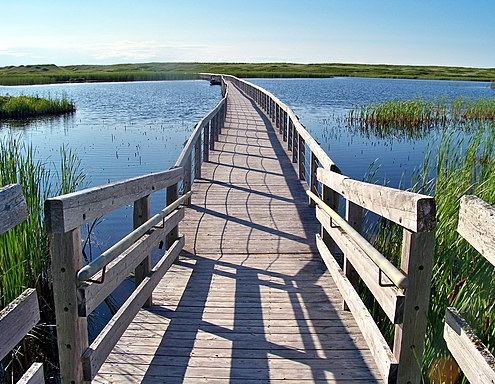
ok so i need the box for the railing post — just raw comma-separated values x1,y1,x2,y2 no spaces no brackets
298,136,305,180
292,131,299,163
342,201,362,310
166,183,179,249
287,114,292,150
195,131,202,179
183,154,192,205
308,152,318,207
50,228,88,383
204,121,210,161
214,115,219,142
134,195,152,307
393,230,435,383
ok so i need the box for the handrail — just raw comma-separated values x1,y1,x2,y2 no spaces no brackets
307,190,408,290
77,191,192,284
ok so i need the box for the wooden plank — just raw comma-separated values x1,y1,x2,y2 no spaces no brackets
317,167,436,233
0,184,28,235
16,362,44,384
79,208,184,316
45,167,183,233
457,195,495,267
0,288,39,360
316,235,397,383
444,307,495,384
317,207,404,323
83,236,184,380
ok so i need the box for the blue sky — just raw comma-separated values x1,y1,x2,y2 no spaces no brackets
1,0,494,68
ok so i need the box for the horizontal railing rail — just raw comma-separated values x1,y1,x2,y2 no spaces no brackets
443,195,495,383
0,184,44,383
217,74,436,384
45,77,229,383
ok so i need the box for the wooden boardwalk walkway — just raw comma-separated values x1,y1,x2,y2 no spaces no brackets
95,84,382,383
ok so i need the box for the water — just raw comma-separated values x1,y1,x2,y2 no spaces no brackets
251,77,494,187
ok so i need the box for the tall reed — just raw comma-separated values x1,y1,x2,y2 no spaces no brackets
369,123,495,382
0,136,85,382
349,97,495,139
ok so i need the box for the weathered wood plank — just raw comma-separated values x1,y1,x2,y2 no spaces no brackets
79,208,184,316
316,235,397,383
83,236,184,380
317,167,435,233
444,307,495,384
16,362,44,384
317,206,404,323
457,195,495,267
0,288,39,360
0,184,28,235
45,167,183,233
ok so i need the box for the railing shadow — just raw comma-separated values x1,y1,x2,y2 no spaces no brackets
137,85,379,383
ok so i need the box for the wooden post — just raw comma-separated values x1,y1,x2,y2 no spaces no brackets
308,152,318,207
393,230,435,383
292,131,298,163
204,122,210,161
298,135,305,180
321,184,339,254
209,120,215,150
195,132,202,179
183,154,192,205
287,117,293,151
133,195,152,307
50,229,88,383
213,115,219,142
166,183,179,250
343,201,363,310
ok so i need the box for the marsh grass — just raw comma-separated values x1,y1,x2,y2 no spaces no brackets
349,97,495,139
0,94,75,119
368,123,495,381
1,63,495,86
0,137,84,382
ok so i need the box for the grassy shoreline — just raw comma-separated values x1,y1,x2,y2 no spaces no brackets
0,63,494,86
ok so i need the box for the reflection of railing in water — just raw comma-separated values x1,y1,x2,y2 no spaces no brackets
46,74,437,383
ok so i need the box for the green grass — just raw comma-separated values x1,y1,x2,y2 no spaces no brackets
349,97,495,139
366,123,495,382
0,94,75,119
0,138,84,382
0,63,494,85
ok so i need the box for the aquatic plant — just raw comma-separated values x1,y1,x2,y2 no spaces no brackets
0,94,75,119
0,137,85,382
369,123,495,382
349,97,495,139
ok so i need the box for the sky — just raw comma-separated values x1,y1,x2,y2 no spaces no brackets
1,0,494,68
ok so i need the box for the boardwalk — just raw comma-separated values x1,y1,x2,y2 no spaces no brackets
95,83,382,383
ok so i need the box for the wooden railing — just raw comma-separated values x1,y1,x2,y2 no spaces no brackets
45,82,228,383
0,184,44,384
443,195,495,383
223,75,436,384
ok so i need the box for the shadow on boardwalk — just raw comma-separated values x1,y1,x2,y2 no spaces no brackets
97,85,381,383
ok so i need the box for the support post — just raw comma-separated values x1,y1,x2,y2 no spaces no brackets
393,230,435,383
50,229,88,383
299,136,305,180
342,201,363,310
133,195,152,307
204,121,210,161
166,183,179,250
195,132,202,179
308,152,318,207
183,154,192,205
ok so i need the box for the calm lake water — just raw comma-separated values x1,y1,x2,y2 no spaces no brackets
1,77,493,333
1,76,493,246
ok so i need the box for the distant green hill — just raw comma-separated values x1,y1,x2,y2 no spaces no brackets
0,62,494,86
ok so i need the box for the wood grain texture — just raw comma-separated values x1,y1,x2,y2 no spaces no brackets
0,183,28,235
95,80,382,383
457,195,495,267
444,307,495,384
0,288,39,360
